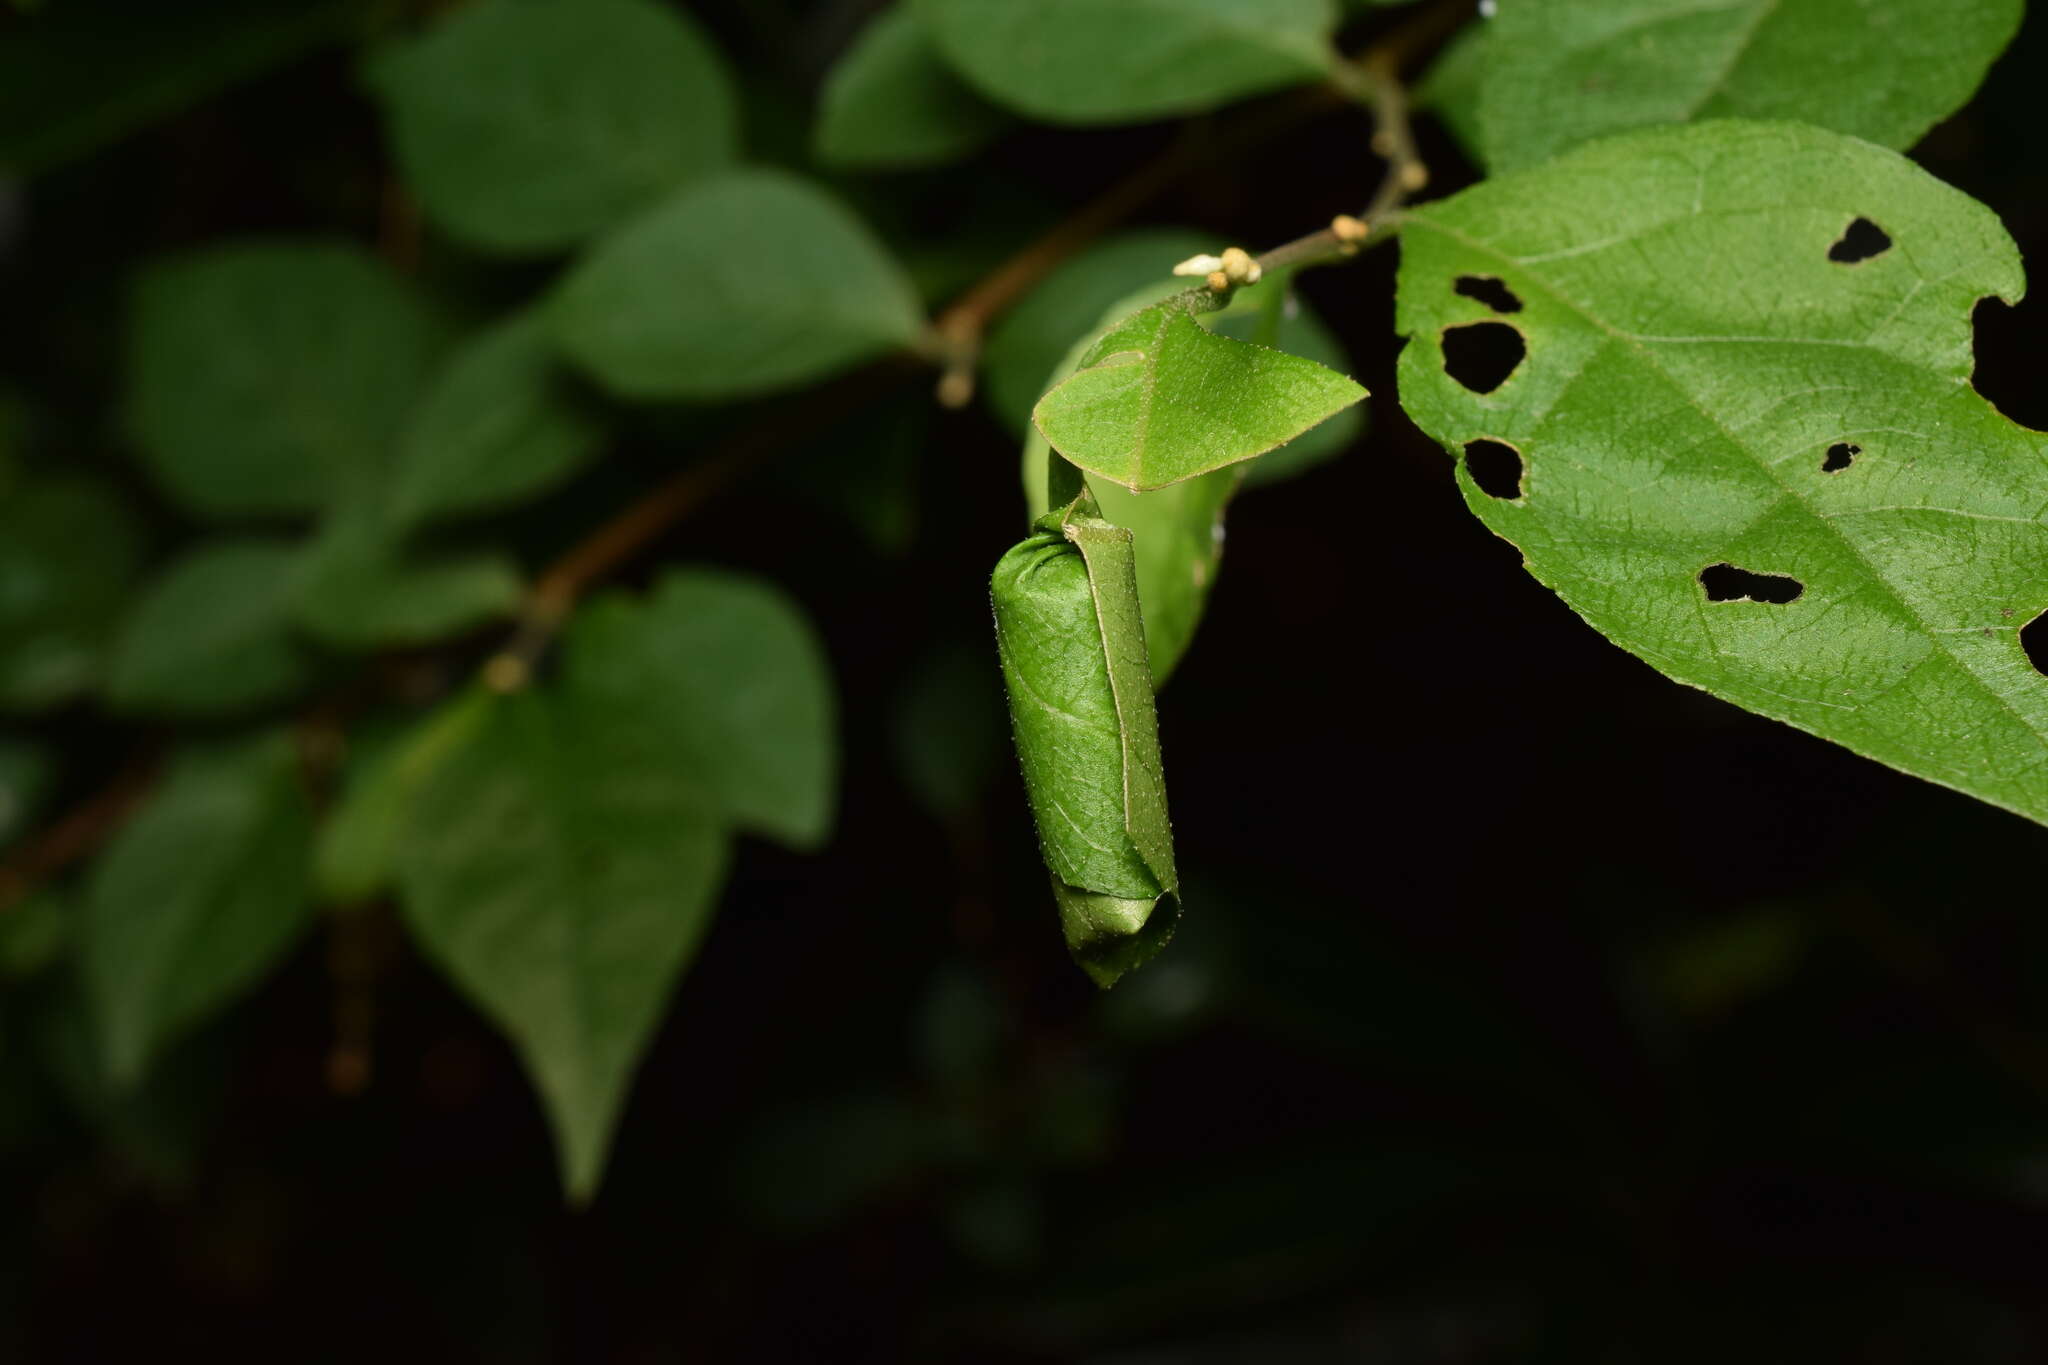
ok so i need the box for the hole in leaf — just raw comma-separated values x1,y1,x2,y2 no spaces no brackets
1828,218,1891,264
1700,563,1804,604
1441,322,1525,394
1454,275,1524,313
2023,612,2048,677
1464,439,1524,499
1822,442,1859,472
1972,297,2048,428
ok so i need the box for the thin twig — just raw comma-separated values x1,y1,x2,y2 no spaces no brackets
483,354,926,686
0,752,158,914
1238,14,1444,283
928,86,1350,407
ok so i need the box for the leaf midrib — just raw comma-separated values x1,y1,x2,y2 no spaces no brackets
1409,213,2048,753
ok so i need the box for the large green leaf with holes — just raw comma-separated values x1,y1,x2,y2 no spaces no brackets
1478,0,2022,174
1396,120,2048,827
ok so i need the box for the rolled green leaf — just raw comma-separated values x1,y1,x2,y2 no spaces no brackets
991,505,1178,987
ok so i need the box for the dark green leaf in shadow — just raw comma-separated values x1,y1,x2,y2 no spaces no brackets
1478,0,2023,174
0,475,144,712
81,735,315,1085
815,6,1008,171
30,968,235,1189
314,687,496,907
388,311,607,531
365,0,739,254
0,736,51,850
549,169,924,402
393,688,730,1200
107,539,315,717
561,569,838,850
125,242,447,520
914,0,1339,124
0,0,367,176
290,516,521,652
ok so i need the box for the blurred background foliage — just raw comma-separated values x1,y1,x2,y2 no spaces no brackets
4,0,2048,1360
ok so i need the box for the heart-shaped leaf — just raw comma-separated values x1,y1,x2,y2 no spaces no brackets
1032,297,1364,492
1395,120,2048,827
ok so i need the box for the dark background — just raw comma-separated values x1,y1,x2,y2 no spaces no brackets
9,1,2048,1360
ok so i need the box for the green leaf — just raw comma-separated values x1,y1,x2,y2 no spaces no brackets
1033,294,1364,491
550,169,925,402
31,966,234,1187
393,688,730,1199
914,0,1339,124
1478,0,2023,175
562,570,838,850
1414,18,1488,170
815,7,1008,170
0,475,144,711
1011,254,1362,493
1020,273,1361,680
0,889,68,981
82,735,314,1084
108,539,315,717
365,0,739,254
0,0,366,176
990,516,1178,986
0,736,52,847
1395,119,2048,828
291,517,521,651
315,688,495,906
984,229,1216,435
389,312,606,530
126,242,446,520
1207,276,1363,486
1090,471,1238,684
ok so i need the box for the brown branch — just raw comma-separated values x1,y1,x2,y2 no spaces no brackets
0,751,158,914
1241,5,1453,283
926,69,1387,407
482,353,927,687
